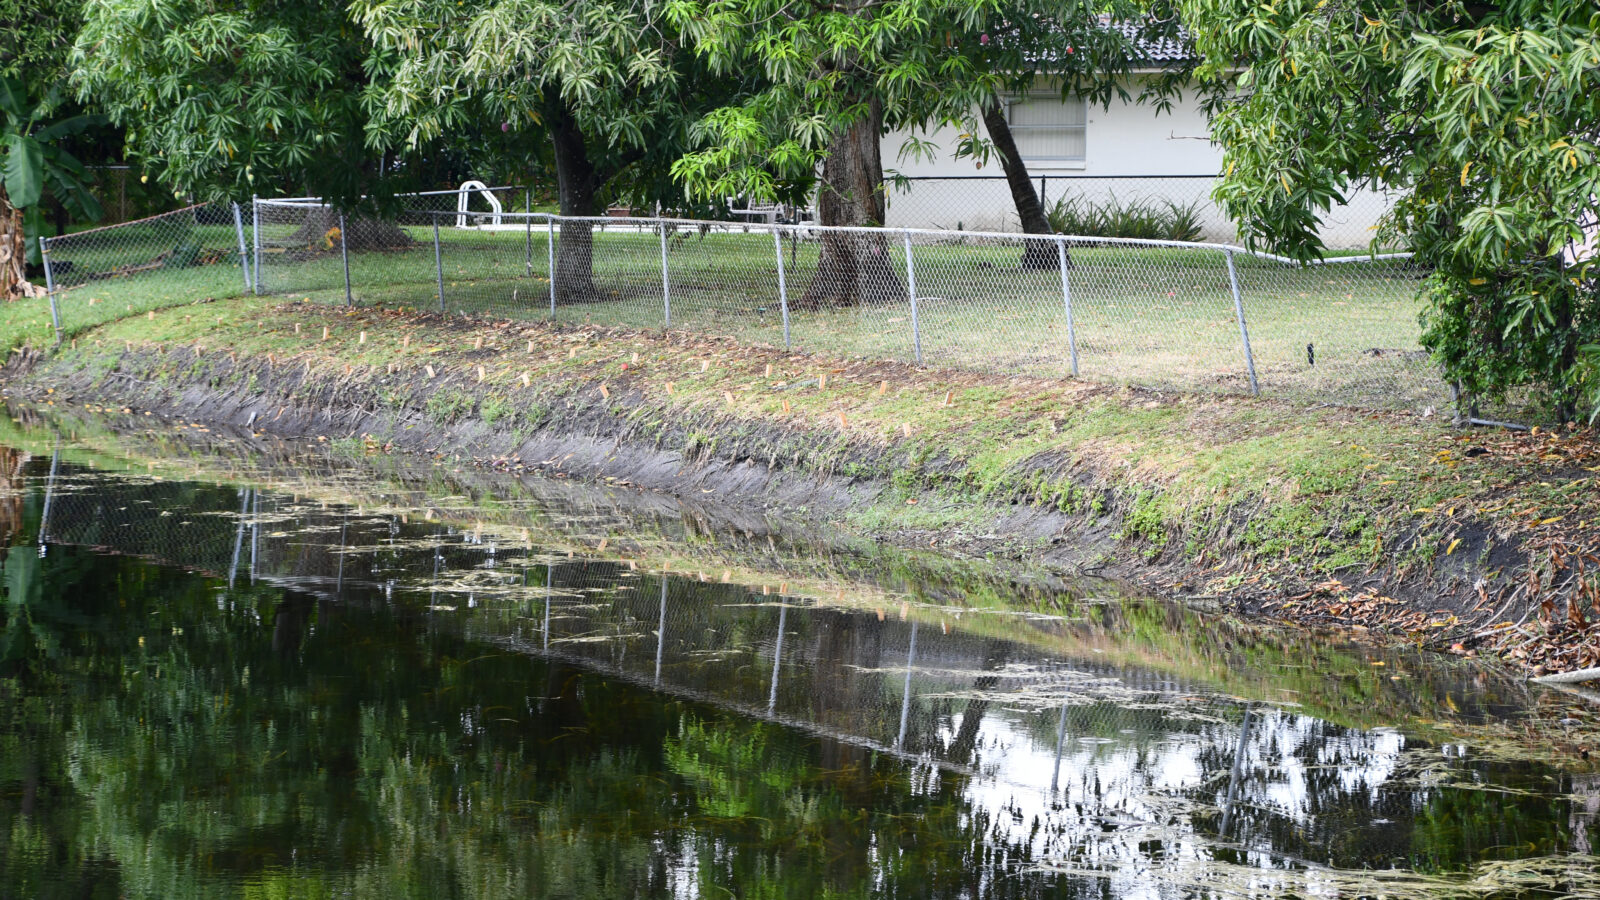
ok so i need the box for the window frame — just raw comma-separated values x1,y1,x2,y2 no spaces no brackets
1004,93,1088,164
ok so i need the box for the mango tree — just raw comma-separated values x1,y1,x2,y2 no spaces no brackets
662,0,1001,307
948,0,1193,267
72,0,441,250
1180,0,1600,421
353,0,760,302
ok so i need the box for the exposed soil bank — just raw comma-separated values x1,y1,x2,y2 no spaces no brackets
10,297,1600,676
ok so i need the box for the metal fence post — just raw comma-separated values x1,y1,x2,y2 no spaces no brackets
230,202,252,292
895,620,917,751
659,221,672,327
547,215,557,317
432,215,446,313
1219,707,1254,836
773,227,791,351
1056,237,1079,377
903,230,923,364
251,195,261,294
1225,250,1261,396
38,438,58,552
39,236,60,345
524,188,533,278
339,212,353,307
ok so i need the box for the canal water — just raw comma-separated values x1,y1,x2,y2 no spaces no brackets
2,411,1598,898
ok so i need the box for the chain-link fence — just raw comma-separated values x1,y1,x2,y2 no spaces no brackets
252,185,530,307
885,175,1403,251
338,208,1444,413
35,185,1466,418
37,202,252,342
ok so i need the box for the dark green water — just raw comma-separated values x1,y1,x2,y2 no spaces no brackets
3,424,1599,899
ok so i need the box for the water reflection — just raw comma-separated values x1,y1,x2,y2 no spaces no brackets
2,438,1598,899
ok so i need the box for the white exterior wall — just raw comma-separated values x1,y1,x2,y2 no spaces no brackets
881,77,1394,248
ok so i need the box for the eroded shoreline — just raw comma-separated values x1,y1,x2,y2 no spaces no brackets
9,296,1600,677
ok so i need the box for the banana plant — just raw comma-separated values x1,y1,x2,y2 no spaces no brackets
0,75,104,296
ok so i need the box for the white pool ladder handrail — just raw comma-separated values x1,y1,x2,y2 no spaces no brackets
455,180,503,228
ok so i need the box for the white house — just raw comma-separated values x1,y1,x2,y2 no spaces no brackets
882,76,1396,249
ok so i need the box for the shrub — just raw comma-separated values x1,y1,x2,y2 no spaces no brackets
1044,194,1204,242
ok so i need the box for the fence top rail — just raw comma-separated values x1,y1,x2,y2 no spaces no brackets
414,208,1415,264
43,202,215,245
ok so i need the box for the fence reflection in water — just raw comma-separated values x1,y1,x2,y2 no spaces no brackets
27,456,1586,883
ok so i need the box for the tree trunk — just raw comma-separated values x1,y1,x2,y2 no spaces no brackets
981,100,1060,270
547,93,603,304
1,184,31,299
802,96,906,309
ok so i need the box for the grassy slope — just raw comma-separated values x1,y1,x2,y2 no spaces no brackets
29,296,1600,676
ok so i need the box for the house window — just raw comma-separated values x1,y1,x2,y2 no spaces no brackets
1007,95,1086,162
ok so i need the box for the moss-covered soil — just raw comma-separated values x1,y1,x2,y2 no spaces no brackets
9,295,1600,677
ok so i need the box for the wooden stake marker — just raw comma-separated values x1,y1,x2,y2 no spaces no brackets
764,363,773,378
665,381,675,395
781,399,790,414
700,360,710,373
322,326,330,341
568,348,577,359
837,411,848,429
723,391,735,406
521,371,531,387
425,365,436,378
632,352,639,364
473,335,483,349
878,380,888,396
817,373,827,390
942,391,953,407
477,365,486,382
402,334,410,350
527,340,534,353
294,323,301,334
359,331,367,344
599,383,611,400
901,423,913,438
